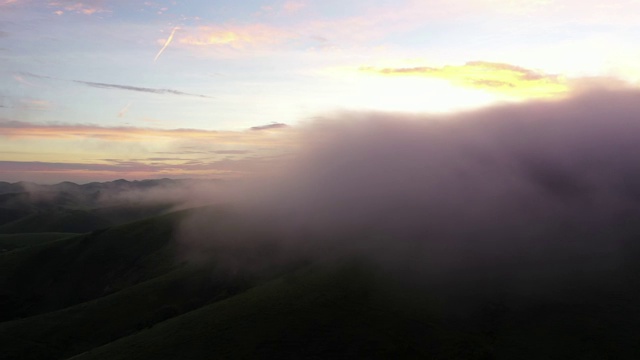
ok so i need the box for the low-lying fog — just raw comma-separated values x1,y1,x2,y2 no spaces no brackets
94,87,640,301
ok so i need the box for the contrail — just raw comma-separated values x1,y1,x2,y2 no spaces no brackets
117,102,132,118
154,26,179,63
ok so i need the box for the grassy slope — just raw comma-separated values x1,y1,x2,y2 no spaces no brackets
89,203,175,226
0,233,78,252
0,207,32,226
0,193,175,234
0,209,112,234
0,264,253,360
0,210,189,321
0,204,638,359
70,262,492,360
0,205,305,360
70,260,640,360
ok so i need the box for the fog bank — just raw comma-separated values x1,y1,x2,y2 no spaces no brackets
178,88,640,298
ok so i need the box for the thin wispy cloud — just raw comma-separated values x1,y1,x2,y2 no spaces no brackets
117,102,132,118
0,120,292,145
73,80,213,99
14,99,52,110
211,150,252,155
0,154,281,182
13,74,39,87
153,149,253,156
282,1,306,13
48,1,108,15
17,72,53,81
251,122,288,131
18,72,213,99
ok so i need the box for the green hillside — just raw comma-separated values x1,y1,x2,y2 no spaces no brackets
0,209,112,234
0,265,252,360
68,259,640,360
0,191,86,212
0,203,638,359
0,233,78,252
0,205,302,360
0,210,189,321
67,263,451,360
89,203,176,226
0,201,175,235
0,207,33,226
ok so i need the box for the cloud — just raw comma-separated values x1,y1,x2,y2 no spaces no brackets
73,80,213,99
0,155,280,183
175,0,639,56
175,3,417,54
117,102,132,118
47,1,108,15
153,149,252,156
12,74,38,87
5,98,53,111
0,121,293,181
179,24,294,49
362,61,569,98
17,72,53,81
211,150,252,155
282,1,306,13
250,122,288,131
17,72,213,99
0,120,291,144
176,87,640,304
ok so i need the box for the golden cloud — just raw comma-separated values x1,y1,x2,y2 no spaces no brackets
179,25,292,49
362,61,569,98
47,1,106,15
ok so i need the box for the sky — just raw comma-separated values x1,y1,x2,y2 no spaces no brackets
0,0,639,183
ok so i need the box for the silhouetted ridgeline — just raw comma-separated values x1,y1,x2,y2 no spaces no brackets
0,178,220,234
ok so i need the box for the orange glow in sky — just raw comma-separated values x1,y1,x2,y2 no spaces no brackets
0,0,638,182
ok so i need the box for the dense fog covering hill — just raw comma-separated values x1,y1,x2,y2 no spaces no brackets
1,202,638,360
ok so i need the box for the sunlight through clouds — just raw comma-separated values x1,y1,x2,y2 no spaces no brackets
1,0,639,181
361,61,569,99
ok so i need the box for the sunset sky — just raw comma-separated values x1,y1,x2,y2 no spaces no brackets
1,0,639,183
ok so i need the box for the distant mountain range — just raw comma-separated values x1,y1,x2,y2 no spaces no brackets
0,178,218,234
0,178,217,196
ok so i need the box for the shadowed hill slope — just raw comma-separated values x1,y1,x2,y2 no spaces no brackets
0,205,300,360
0,203,638,359
68,259,640,360
0,209,112,234
70,263,476,360
0,265,252,360
0,210,192,321
0,233,78,252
